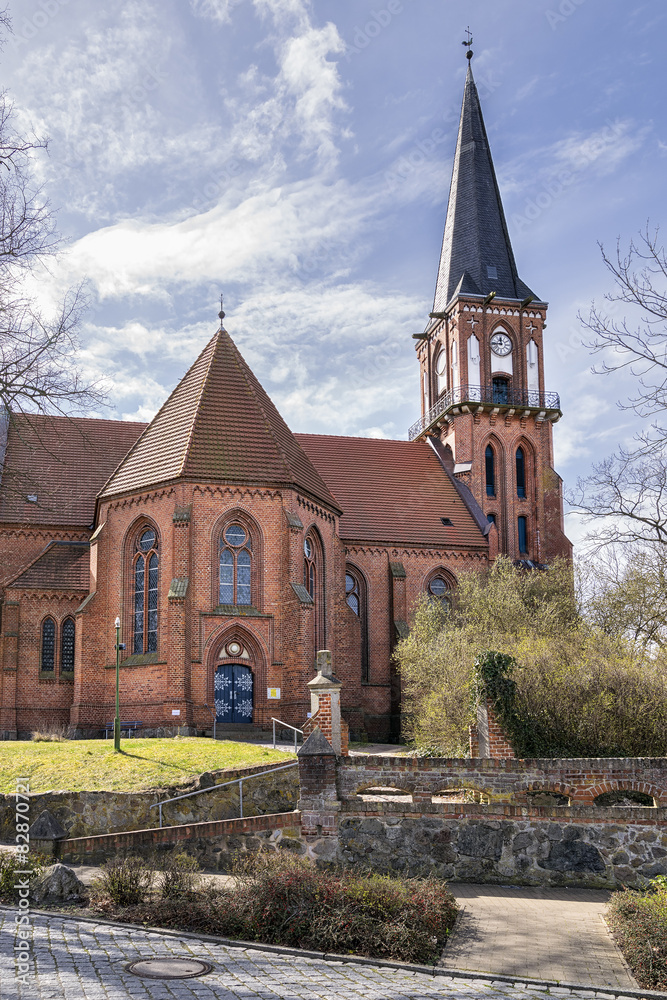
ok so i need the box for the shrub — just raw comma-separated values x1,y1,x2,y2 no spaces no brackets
396,557,667,757
607,882,667,990
92,856,153,907
92,852,458,964
0,849,46,902
157,850,201,899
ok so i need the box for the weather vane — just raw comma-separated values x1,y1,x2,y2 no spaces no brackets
462,26,473,60
218,293,225,328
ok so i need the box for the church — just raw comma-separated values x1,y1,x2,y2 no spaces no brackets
0,57,571,742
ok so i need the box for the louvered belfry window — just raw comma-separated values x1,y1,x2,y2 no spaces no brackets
133,528,159,654
219,524,252,605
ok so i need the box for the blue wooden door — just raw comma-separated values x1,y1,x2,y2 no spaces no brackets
214,664,253,723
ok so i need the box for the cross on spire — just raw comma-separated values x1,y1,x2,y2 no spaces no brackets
462,26,473,60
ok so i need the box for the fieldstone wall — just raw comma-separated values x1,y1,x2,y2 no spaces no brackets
0,763,299,840
333,802,667,888
296,737,667,888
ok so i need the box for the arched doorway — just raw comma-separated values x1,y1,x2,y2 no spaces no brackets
214,663,253,723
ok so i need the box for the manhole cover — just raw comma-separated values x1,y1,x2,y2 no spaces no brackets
125,958,213,980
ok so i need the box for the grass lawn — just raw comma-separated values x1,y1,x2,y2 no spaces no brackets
0,738,295,793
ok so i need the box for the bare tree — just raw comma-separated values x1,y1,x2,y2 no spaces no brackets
581,224,667,434
0,19,104,419
569,447,667,550
568,225,667,549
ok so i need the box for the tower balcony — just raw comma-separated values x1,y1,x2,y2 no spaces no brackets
408,384,562,441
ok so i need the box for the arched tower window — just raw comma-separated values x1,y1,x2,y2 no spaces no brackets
516,447,526,498
61,617,75,674
346,566,369,683
219,523,253,606
41,617,56,672
485,445,495,497
132,527,159,655
435,348,447,396
304,529,325,652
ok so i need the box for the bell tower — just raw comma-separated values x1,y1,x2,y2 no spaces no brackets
409,43,571,564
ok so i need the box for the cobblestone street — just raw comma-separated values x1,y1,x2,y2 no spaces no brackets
0,911,648,1000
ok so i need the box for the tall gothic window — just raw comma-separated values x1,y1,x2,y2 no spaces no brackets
304,530,325,652
516,447,526,498
346,566,369,683
133,527,159,655
41,618,56,672
518,516,528,555
485,445,495,497
219,523,252,605
61,617,75,673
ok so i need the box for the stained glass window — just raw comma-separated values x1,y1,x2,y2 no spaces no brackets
219,524,252,605
41,618,55,672
133,527,159,655
61,617,75,673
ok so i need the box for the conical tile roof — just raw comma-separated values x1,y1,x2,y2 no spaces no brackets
100,327,339,510
433,61,537,311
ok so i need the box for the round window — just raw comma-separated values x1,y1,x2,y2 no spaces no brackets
138,528,156,551
304,538,312,558
435,350,447,376
429,577,447,596
227,641,242,656
224,524,247,547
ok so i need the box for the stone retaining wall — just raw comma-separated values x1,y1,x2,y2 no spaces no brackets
0,762,299,840
298,739,667,888
332,801,667,888
58,811,304,869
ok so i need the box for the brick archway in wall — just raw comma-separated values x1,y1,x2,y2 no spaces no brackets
205,626,268,726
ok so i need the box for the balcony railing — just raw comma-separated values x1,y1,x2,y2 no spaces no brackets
408,384,561,441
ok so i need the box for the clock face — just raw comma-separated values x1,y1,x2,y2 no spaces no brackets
491,332,512,357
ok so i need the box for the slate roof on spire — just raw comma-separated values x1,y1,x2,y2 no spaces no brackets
100,328,340,511
432,62,537,311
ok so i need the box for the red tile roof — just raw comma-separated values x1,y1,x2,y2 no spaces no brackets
101,329,340,511
8,541,90,590
295,433,487,548
0,414,145,527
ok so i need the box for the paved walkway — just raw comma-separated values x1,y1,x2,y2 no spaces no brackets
57,871,639,991
0,910,647,1000
443,885,637,990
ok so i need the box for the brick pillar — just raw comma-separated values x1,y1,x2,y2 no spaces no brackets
476,697,515,758
297,727,340,838
0,600,19,738
305,651,349,755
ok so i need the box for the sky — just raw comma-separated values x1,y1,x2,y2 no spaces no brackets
3,0,666,548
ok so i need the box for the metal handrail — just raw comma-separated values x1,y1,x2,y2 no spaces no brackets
408,383,561,440
149,761,299,828
272,717,304,753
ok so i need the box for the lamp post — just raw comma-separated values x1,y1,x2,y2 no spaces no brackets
114,616,121,752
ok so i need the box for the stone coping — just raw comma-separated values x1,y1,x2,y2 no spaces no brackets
341,800,667,822
1,906,663,999
339,755,667,768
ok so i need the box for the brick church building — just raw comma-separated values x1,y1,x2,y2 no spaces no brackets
0,58,571,741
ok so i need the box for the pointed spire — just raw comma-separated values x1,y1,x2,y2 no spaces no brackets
432,57,537,312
